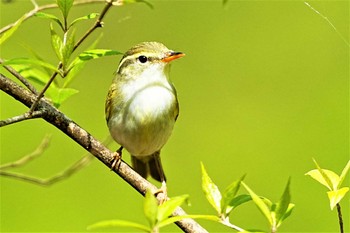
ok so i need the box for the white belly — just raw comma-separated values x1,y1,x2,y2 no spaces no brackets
109,85,177,156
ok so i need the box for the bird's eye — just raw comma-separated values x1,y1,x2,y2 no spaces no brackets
138,55,148,63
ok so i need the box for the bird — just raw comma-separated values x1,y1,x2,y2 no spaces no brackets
105,41,184,197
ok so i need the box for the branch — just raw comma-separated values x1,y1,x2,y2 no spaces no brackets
0,110,45,127
0,154,94,186
0,73,208,233
0,134,51,170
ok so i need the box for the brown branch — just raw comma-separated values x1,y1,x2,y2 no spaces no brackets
0,110,45,127
0,73,208,233
0,135,51,169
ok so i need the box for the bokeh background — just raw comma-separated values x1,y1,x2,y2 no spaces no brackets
0,0,349,232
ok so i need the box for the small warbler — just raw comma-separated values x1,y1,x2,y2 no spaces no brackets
105,42,185,194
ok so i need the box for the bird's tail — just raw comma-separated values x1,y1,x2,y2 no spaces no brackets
131,151,166,182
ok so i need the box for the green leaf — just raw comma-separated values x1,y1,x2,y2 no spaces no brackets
338,160,350,188
278,203,295,226
68,49,122,71
46,86,78,108
327,187,349,210
22,44,55,79
70,13,99,27
144,190,158,228
0,15,25,45
201,162,222,213
306,169,340,191
157,195,189,222
57,0,74,20
63,34,104,88
34,12,63,30
221,175,245,216
275,178,291,226
122,0,154,9
87,219,150,232
242,182,273,226
50,24,63,61
228,194,252,209
314,158,338,190
61,30,75,68
2,58,61,76
16,65,53,87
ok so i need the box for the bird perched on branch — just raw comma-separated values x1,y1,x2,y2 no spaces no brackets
105,42,185,197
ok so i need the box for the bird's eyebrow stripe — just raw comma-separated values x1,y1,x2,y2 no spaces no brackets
117,52,161,73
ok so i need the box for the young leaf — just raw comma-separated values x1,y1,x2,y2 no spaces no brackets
61,30,75,68
63,34,104,88
275,178,291,226
0,15,25,45
87,219,150,232
242,182,273,226
144,190,158,228
221,175,245,217
16,65,53,87
313,158,337,190
327,187,349,210
69,13,99,27
157,195,189,222
50,24,63,62
57,0,74,21
305,169,340,191
228,194,252,210
278,203,295,225
34,12,63,30
67,49,122,72
201,162,222,213
338,160,350,189
46,86,78,108
2,58,61,76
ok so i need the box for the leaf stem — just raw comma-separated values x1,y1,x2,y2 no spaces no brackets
336,203,344,233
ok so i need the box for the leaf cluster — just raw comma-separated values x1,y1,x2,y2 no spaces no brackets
306,159,350,210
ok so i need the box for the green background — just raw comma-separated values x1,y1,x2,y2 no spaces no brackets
0,0,349,232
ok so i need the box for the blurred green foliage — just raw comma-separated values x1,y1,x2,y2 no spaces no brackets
0,0,349,232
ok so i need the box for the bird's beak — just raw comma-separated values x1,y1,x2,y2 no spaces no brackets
162,51,185,63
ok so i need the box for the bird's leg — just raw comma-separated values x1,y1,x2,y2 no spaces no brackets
153,153,168,203
155,181,168,204
110,146,123,170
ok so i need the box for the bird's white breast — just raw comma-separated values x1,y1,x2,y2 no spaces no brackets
109,65,178,156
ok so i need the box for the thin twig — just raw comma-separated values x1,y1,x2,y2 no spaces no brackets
0,73,208,233
0,110,45,127
0,58,38,95
0,154,94,186
304,2,350,47
29,0,114,113
0,135,51,170
29,64,61,112
0,0,105,35
336,203,344,233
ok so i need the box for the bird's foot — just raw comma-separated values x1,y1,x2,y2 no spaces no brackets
154,181,168,204
110,147,123,170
